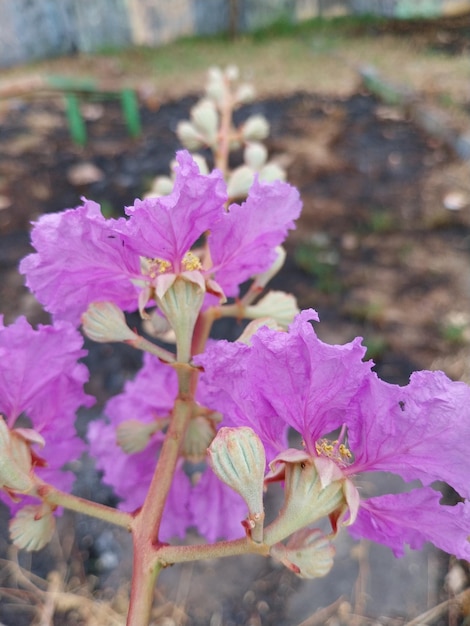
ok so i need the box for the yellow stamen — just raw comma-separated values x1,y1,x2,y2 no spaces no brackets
315,439,352,464
182,251,202,272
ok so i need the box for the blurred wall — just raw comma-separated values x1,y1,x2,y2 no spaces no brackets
0,0,469,68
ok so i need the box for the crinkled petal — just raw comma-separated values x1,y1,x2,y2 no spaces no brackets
209,177,302,297
125,151,227,270
20,200,142,324
349,487,470,560
199,310,371,459
189,466,247,542
0,318,92,507
197,339,288,461
0,317,92,425
346,371,470,499
105,352,178,427
249,310,370,453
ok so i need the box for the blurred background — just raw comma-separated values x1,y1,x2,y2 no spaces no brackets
1,1,470,625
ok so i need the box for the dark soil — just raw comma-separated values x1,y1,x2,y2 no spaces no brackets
1,85,470,624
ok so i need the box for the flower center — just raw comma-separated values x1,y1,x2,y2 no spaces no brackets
182,251,202,272
142,251,202,278
315,438,352,466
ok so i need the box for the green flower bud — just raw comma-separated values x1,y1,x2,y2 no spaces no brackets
0,419,35,495
176,121,204,150
81,302,138,344
208,427,266,542
244,142,267,170
10,504,56,551
242,115,270,142
270,528,335,579
245,291,299,329
191,99,219,147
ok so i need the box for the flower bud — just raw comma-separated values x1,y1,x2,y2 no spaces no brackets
259,162,286,183
226,165,254,200
191,154,209,175
205,67,225,104
176,121,204,150
270,528,335,579
252,246,286,290
144,176,174,198
156,275,206,363
142,310,174,340
208,427,266,542
244,142,267,170
242,115,270,141
9,504,56,551
82,302,138,344
116,419,163,454
225,65,239,82
234,83,256,105
191,99,218,147
236,318,283,345
0,419,35,495
245,291,299,329
182,416,216,462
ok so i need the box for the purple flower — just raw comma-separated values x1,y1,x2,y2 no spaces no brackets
20,200,142,325
87,352,246,541
21,151,301,325
0,316,93,505
197,310,470,559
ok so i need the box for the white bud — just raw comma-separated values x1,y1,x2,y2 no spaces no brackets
82,302,138,343
242,115,270,141
259,162,286,183
225,65,239,82
206,67,225,104
245,291,299,329
244,142,267,170
208,427,266,542
191,99,219,147
191,153,209,175
144,176,174,198
270,528,335,579
9,504,56,551
176,121,204,150
226,165,254,200
234,83,256,105
237,318,283,345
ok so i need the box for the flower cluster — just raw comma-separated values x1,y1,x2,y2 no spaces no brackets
20,150,301,327
7,143,470,579
198,310,470,560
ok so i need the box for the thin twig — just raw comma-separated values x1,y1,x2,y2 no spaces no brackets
405,587,470,626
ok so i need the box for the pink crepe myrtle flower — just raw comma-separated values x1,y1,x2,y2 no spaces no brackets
0,316,93,507
20,151,301,325
87,352,246,542
197,309,470,560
